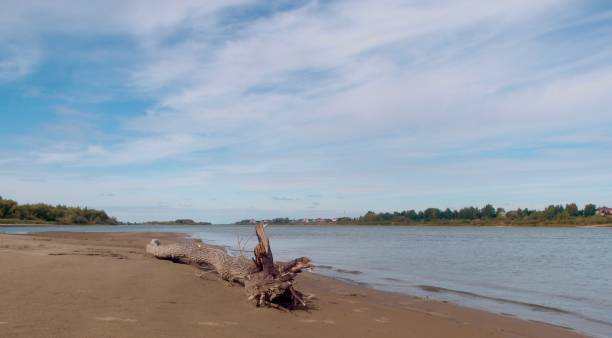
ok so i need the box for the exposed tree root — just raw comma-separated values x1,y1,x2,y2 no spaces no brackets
147,224,313,309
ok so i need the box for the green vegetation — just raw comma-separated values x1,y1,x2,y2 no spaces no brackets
0,196,118,225
235,218,293,225
237,203,611,226
340,203,611,226
141,219,211,225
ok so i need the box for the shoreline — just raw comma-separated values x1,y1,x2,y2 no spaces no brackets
0,231,587,338
0,223,120,227
2,223,611,228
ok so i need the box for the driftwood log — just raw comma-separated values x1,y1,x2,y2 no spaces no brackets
146,223,313,309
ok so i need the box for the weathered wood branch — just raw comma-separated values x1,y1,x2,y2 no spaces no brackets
146,224,313,309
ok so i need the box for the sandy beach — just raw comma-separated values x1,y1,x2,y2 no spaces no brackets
0,232,586,338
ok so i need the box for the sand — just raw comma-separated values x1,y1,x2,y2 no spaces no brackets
0,232,586,338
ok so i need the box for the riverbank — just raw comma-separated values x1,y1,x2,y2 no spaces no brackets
4,221,610,228
0,232,585,338
0,223,118,227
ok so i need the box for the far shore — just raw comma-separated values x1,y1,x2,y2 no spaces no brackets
0,231,586,338
265,222,612,227
0,223,119,227
2,222,611,228
577,224,612,228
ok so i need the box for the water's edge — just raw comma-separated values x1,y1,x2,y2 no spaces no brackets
1,224,610,338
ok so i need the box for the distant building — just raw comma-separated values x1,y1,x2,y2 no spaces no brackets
597,207,612,216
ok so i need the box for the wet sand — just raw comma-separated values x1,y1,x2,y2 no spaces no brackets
0,232,586,338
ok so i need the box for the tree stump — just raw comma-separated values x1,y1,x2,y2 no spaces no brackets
146,224,313,309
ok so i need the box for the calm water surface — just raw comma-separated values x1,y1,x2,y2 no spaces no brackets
2,225,610,337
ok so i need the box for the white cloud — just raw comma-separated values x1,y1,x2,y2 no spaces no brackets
0,40,40,82
0,0,249,37
0,0,249,81
36,133,220,166
123,0,599,142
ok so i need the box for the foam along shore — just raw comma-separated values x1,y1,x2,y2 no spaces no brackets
0,232,586,338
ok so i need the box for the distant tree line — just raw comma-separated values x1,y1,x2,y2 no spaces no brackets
270,218,292,224
141,219,211,225
236,203,610,226
235,218,291,225
338,203,609,226
0,196,118,225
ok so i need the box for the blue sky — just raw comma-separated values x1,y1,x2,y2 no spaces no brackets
1,0,611,223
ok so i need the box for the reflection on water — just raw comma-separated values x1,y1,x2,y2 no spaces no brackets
2,224,611,337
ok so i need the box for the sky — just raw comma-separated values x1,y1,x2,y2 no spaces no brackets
1,0,611,223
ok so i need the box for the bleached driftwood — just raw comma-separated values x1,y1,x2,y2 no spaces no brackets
146,223,312,309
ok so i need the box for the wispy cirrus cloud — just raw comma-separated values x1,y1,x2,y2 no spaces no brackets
0,39,40,82
1,1,611,222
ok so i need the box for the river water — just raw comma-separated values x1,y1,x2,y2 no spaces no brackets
1,224,610,337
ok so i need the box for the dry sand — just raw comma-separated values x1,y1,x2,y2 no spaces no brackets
0,232,586,338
